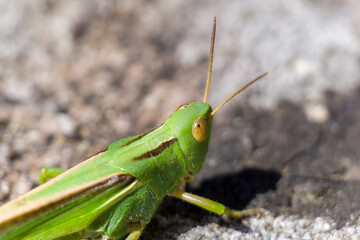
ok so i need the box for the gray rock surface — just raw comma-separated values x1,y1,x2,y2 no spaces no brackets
0,1,360,239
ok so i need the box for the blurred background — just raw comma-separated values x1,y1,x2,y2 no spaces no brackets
0,1,360,239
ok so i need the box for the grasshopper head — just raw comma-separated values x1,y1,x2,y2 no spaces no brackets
165,102,213,174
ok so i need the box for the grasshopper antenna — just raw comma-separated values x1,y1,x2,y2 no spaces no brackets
203,16,216,103
211,72,268,116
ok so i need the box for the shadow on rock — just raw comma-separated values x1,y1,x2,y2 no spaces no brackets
188,167,282,210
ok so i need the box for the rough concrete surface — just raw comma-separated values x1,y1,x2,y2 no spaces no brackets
0,1,360,239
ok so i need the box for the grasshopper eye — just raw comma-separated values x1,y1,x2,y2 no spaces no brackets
192,117,207,142
174,104,188,112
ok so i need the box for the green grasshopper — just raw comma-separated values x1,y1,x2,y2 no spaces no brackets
0,17,267,240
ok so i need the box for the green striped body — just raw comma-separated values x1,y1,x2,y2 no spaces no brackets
108,123,187,199
0,102,213,239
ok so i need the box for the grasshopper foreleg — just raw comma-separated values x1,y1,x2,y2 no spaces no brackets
169,186,265,219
